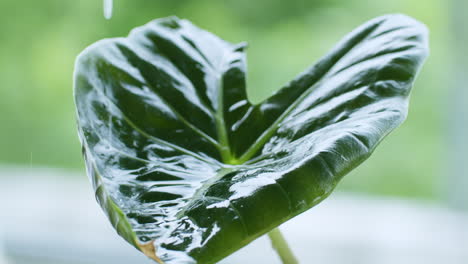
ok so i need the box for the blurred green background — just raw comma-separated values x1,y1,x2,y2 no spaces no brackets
0,0,457,201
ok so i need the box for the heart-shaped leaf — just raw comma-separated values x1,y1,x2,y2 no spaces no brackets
74,14,428,264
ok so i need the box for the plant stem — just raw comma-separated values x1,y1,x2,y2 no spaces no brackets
268,228,299,264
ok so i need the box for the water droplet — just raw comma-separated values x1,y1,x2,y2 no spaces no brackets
103,0,113,20
139,236,151,242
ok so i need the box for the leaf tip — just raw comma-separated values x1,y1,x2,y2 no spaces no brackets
137,239,165,264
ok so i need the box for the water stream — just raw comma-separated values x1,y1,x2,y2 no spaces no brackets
104,0,113,19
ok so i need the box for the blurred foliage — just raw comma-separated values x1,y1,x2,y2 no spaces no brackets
0,0,451,200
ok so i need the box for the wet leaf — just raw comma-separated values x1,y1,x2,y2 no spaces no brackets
74,14,428,264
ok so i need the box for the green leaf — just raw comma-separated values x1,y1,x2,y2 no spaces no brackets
74,14,428,264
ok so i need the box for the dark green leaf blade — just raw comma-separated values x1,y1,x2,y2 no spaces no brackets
74,14,428,264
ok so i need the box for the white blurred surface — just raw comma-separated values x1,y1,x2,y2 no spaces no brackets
0,235,8,264
1,167,468,264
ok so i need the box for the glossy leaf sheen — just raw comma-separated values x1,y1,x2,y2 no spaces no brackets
74,14,428,264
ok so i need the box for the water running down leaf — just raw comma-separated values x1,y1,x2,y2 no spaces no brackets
74,14,428,264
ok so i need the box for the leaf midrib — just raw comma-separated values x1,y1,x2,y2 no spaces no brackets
204,48,236,164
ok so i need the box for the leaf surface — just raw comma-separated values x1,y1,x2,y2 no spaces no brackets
74,14,428,264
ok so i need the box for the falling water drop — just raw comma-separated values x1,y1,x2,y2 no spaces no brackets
104,0,113,20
